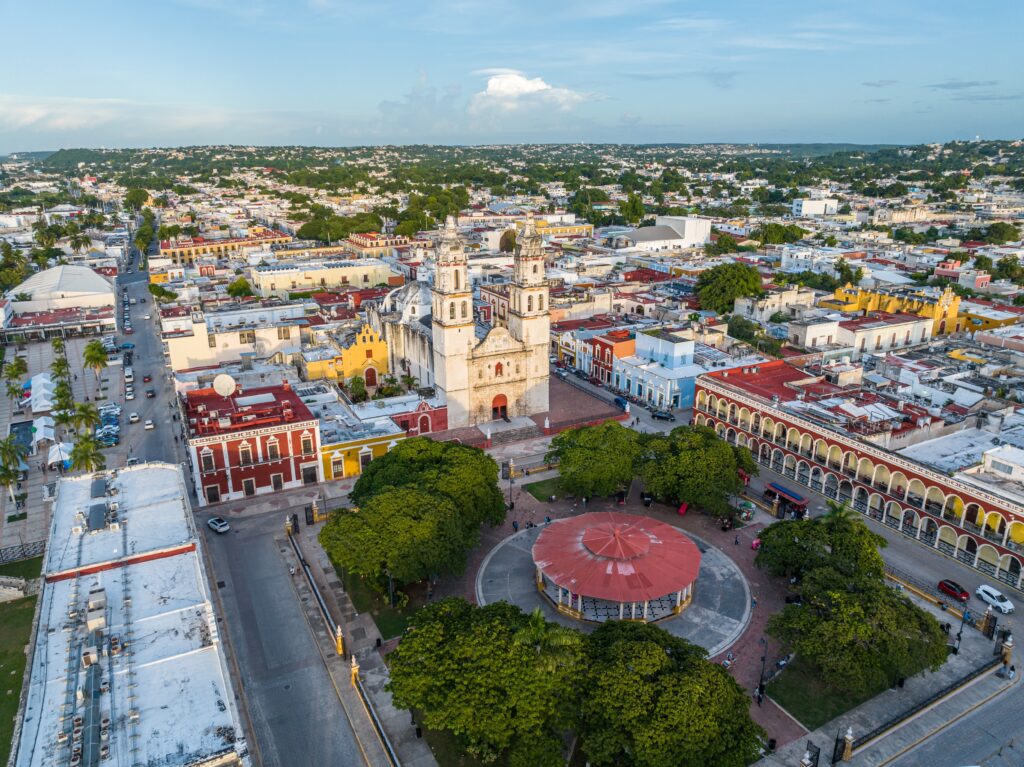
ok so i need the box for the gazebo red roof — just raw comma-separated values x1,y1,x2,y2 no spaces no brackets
532,512,701,603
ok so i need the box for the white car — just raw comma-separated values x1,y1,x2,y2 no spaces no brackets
128,412,140,424
125,390,135,401
143,419,154,430
207,517,230,534
143,314,151,320
976,584,1014,614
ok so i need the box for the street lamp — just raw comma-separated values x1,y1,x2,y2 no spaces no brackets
954,608,971,655
507,458,515,511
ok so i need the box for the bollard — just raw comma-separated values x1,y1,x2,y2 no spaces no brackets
350,655,360,687
335,625,345,658
842,727,853,761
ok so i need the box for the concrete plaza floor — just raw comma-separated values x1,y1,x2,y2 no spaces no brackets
476,520,751,657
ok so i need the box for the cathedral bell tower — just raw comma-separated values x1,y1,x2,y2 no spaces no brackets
431,216,473,423
508,213,549,348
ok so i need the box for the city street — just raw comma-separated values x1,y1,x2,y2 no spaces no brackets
201,508,365,767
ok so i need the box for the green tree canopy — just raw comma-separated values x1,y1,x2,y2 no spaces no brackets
546,421,640,498
499,229,517,252
123,188,149,210
226,276,254,298
753,222,807,245
636,425,756,517
695,263,763,314
579,622,765,767
386,599,581,765
984,221,1019,245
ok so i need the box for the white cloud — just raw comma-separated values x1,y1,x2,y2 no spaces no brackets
469,71,587,114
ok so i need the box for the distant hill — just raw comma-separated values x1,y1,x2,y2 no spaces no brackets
1,150,55,161
755,143,902,157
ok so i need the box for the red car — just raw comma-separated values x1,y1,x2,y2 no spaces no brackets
143,375,152,383
938,579,969,602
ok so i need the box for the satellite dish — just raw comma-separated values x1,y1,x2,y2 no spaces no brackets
212,374,237,398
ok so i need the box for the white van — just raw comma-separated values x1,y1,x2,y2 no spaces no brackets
124,367,135,384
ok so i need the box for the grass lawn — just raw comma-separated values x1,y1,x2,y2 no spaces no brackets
524,476,564,502
421,723,502,767
0,557,42,580
766,656,887,730
334,564,427,640
0,596,37,764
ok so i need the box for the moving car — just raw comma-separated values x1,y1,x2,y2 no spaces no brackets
145,389,156,398
651,410,676,421
142,375,152,383
120,342,135,350
938,579,969,602
976,584,1014,613
207,517,230,534
128,412,140,424
143,419,154,430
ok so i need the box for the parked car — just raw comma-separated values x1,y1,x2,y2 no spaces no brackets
144,420,154,430
120,342,135,349
588,376,604,387
207,517,230,534
125,390,135,400
938,579,969,602
614,396,628,410
554,369,569,380
126,457,141,466
128,413,140,424
651,410,677,421
977,584,1015,613
124,327,134,335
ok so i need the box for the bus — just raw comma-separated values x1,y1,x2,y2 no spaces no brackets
762,483,808,519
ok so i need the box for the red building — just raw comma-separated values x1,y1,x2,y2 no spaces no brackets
184,382,322,506
695,362,1024,589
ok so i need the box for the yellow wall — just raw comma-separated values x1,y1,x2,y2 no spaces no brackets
958,310,1018,332
321,434,403,480
305,324,389,382
149,272,169,284
820,285,964,335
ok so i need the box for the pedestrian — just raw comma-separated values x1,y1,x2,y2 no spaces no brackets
751,596,757,609
734,534,740,545
512,520,519,532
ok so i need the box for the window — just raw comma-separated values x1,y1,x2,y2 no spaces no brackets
239,444,253,466
533,264,538,274
277,327,291,340
527,296,534,312
201,451,215,473
991,460,1014,475
208,334,217,348
538,295,544,310
454,271,460,290
301,435,314,455
449,303,456,320
239,330,255,344
461,301,468,318
205,486,220,503
875,337,882,349
331,457,345,477
362,274,369,283
271,473,284,491
495,362,504,377
266,440,280,460
366,349,373,358
242,478,256,497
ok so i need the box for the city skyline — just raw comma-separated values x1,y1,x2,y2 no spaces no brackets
1,0,1022,153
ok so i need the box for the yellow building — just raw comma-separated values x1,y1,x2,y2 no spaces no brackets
159,227,292,264
515,219,594,239
301,324,389,385
957,302,1021,332
320,429,404,480
819,284,964,335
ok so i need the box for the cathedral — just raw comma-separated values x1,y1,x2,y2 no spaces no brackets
369,215,550,428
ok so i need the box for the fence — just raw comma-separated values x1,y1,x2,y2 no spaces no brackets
851,657,1001,751
883,563,983,630
0,540,45,565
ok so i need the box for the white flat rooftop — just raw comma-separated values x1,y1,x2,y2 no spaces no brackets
45,465,195,577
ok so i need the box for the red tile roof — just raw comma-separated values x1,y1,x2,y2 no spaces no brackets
185,383,315,438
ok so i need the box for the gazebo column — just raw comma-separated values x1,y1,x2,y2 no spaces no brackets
618,602,624,620
577,593,583,613
676,590,682,607
557,586,563,605
642,601,649,621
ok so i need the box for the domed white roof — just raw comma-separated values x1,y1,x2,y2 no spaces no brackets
10,265,113,300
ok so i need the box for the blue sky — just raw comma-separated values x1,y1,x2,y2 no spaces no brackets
0,0,1021,151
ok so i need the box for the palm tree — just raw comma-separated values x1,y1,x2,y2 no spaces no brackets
51,337,65,357
70,233,91,255
53,409,75,441
822,500,857,535
82,340,108,398
6,380,23,411
511,607,581,672
0,434,28,502
73,403,100,435
70,435,105,473
3,356,27,383
50,357,71,383
400,374,419,391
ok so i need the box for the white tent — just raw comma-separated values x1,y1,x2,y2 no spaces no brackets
29,373,55,414
48,442,72,467
31,416,55,445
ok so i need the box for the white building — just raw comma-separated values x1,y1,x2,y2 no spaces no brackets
13,464,248,767
251,258,397,298
734,286,818,324
792,198,838,217
162,302,306,372
7,265,114,313
656,215,713,247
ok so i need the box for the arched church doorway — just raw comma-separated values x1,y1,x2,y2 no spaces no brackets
492,394,508,421
364,367,378,387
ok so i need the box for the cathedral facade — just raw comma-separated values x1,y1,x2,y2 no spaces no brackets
369,216,549,428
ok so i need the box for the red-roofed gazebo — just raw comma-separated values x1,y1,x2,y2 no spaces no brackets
531,511,701,623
